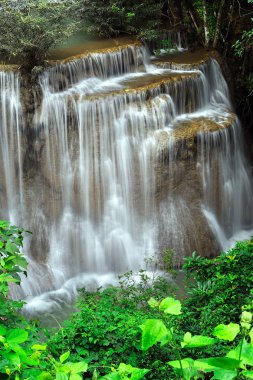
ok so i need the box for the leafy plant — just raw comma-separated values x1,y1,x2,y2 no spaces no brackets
47,265,176,379
141,295,253,379
233,0,253,59
3,219,253,379
0,220,29,325
101,363,149,380
0,220,149,379
181,240,253,336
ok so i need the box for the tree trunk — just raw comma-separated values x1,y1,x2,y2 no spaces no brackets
202,0,210,47
213,0,226,48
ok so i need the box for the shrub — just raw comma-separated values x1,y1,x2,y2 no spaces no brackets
181,239,253,335
141,295,253,380
48,274,176,379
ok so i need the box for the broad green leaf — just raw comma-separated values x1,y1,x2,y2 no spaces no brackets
32,344,47,351
70,361,88,374
6,329,28,344
168,358,199,380
116,363,149,379
60,351,70,363
227,339,253,366
37,372,53,380
242,371,253,378
118,363,133,373
160,327,173,346
159,297,181,315
131,368,150,379
102,373,120,380
70,375,82,380
168,358,194,369
9,342,27,357
148,297,159,308
213,323,240,341
5,352,21,368
23,357,40,366
6,241,17,255
249,328,253,345
56,374,68,380
0,274,18,283
12,256,27,269
209,368,237,380
140,319,168,351
181,333,216,348
0,325,6,335
183,332,191,344
194,357,239,379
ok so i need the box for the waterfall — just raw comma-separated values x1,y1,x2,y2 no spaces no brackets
0,72,24,223
0,41,252,315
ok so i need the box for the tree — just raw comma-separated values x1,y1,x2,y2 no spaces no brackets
233,0,253,95
79,0,163,40
202,0,210,47
0,0,80,72
213,0,225,48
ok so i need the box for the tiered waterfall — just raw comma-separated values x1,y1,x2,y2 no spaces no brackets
0,40,252,315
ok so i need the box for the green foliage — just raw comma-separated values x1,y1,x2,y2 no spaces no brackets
233,28,253,57
141,295,253,379
213,323,240,342
3,220,253,379
153,38,178,57
0,0,80,70
0,221,92,380
0,221,148,379
0,220,29,325
233,0,253,98
181,240,253,335
0,327,89,380
79,0,163,40
48,272,175,379
233,0,253,59
101,363,149,380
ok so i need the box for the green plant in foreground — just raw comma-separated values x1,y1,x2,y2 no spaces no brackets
0,329,88,380
0,220,148,379
101,363,149,380
141,295,253,379
182,240,253,336
0,220,30,325
3,219,253,379
0,220,89,379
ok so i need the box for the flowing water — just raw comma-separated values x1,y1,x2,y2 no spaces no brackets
0,39,252,316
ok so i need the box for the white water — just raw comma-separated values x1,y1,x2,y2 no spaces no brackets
0,43,252,317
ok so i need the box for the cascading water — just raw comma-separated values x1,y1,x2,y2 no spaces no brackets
0,40,252,315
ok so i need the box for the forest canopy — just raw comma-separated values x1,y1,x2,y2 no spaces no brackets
0,0,252,71
0,0,80,70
